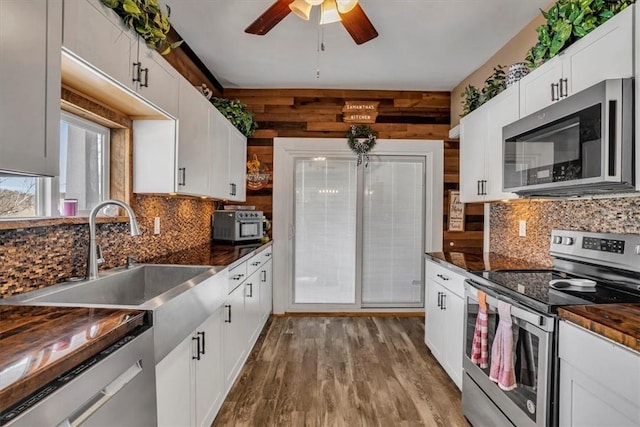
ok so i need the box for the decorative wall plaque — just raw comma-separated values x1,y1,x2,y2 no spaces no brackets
448,190,465,232
342,101,379,123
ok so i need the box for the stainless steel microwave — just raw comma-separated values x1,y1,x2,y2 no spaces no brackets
503,78,635,197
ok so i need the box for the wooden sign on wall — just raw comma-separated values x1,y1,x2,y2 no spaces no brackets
342,101,379,123
448,190,465,232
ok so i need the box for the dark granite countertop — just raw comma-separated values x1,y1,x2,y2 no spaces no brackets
143,241,272,268
558,304,640,353
426,251,551,275
0,305,145,411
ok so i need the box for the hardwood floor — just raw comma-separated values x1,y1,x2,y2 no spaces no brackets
213,316,468,426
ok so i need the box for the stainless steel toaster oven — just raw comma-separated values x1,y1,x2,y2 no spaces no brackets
212,210,263,244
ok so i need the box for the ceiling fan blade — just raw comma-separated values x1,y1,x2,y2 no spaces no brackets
339,3,378,45
245,0,294,35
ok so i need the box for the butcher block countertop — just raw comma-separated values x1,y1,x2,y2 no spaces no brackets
0,306,145,412
558,304,640,353
145,241,271,268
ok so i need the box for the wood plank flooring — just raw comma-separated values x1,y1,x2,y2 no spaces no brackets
213,316,468,426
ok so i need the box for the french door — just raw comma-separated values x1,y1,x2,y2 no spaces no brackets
293,156,425,309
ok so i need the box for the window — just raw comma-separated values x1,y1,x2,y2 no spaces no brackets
0,112,110,219
59,112,110,215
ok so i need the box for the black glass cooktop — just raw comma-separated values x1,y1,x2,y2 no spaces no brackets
469,270,640,314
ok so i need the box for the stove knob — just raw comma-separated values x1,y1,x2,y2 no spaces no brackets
562,237,574,245
553,236,562,244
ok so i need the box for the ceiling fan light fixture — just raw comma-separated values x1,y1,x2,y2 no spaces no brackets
304,0,324,5
319,0,341,25
289,0,312,20
336,0,358,13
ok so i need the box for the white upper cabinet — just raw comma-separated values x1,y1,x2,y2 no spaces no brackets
210,107,248,202
0,0,61,176
520,5,634,117
62,0,179,117
459,84,519,203
176,77,212,196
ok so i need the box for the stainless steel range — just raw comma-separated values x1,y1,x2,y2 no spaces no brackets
462,230,640,427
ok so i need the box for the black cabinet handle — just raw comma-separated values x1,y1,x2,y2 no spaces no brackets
232,273,244,281
224,304,232,323
140,67,149,87
477,180,481,196
436,274,450,281
251,261,260,266
551,82,559,101
560,78,568,98
261,270,267,282
192,335,201,360
247,282,253,298
482,180,487,196
178,167,186,186
441,294,447,310
265,252,271,257
436,292,442,308
198,331,205,355
132,62,141,83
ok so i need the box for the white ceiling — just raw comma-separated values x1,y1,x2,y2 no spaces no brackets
166,0,548,91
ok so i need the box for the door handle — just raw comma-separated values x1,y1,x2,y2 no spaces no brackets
247,282,253,298
436,274,450,281
132,62,141,83
482,180,487,195
198,331,205,355
192,335,201,360
261,270,267,282
477,180,481,196
178,167,186,186
441,293,446,310
551,82,559,101
436,291,442,308
224,304,232,323
140,67,149,88
560,78,568,98
251,261,261,266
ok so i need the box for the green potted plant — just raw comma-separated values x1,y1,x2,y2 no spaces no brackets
461,85,481,117
211,98,259,138
525,0,634,69
101,0,182,54
479,66,506,105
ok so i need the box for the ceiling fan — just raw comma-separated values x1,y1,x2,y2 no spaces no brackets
245,0,379,45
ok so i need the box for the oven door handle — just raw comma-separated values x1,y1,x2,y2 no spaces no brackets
465,281,553,332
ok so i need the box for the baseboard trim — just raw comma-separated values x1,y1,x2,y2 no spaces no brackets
272,312,425,318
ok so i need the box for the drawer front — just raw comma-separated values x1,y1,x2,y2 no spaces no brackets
559,321,640,400
246,253,263,277
228,262,247,294
261,246,272,264
425,260,466,298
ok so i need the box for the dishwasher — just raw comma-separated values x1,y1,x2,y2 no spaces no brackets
1,326,157,426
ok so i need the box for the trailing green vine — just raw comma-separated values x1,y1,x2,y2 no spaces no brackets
101,0,183,55
211,98,259,138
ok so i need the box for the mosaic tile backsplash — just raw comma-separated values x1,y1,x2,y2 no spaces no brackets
489,196,640,266
0,195,215,297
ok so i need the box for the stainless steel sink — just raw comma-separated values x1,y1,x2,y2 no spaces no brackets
2,263,230,364
19,265,214,306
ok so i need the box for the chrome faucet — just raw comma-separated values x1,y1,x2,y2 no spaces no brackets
87,200,141,280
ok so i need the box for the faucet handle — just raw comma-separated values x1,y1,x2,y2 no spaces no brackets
126,255,137,269
96,245,105,265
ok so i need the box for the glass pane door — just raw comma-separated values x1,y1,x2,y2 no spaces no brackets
294,158,357,304
362,157,425,306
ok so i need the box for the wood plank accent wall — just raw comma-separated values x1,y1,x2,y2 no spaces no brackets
224,89,483,252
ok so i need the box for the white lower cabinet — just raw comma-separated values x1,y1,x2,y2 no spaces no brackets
559,321,640,427
424,259,466,389
195,307,225,427
156,332,193,427
244,269,262,347
259,258,273,325
223,279,247,390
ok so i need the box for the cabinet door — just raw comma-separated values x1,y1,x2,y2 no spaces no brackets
156,333,194,427
210,107,231,199
244,269,262,347
195,307,225,427
441,291,464,390
177,78,211,196
459,106,487,203
0,0,61,176
485,85,519,201
260,259,273,324
228,127,247,202
424,278,444,362
519,57,563,117
62,0,137,91
223,283,247,390
563,5,634,97
137,46,180,118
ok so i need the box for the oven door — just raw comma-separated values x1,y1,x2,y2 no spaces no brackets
463,281,554,427
237,220,261,240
